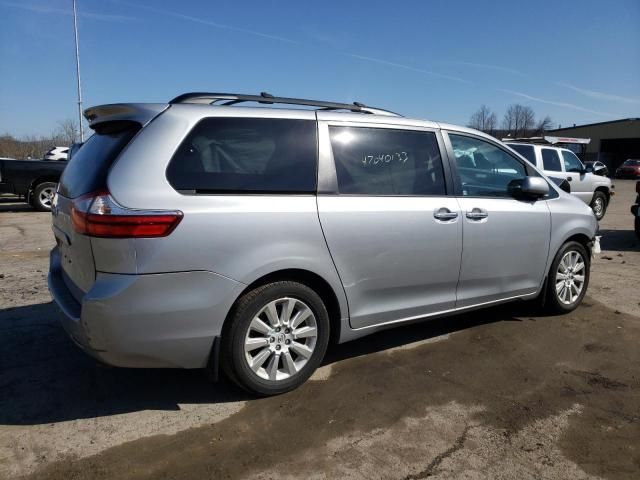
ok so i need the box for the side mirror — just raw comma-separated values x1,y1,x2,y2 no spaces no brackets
585,164,594,172
548,176,571,193
508,176,549,199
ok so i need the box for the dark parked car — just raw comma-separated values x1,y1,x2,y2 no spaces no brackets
0,157,66,211
632,181,640,240
615,159,640,179
585,160,609,177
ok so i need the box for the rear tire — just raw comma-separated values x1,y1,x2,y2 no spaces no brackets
544,241,590,314
590,191,607,221
220,281,330,396
32,182,57,212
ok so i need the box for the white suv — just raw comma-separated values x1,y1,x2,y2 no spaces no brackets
506,142,612,220
44,146,69,161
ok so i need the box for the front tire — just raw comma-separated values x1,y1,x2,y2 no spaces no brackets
545,241,590,314
32,182,57,212
221,281,330,396
590,191,607,221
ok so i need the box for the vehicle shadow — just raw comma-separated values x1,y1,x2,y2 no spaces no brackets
0,196,32,213
598,228,639,252
0,299,538,426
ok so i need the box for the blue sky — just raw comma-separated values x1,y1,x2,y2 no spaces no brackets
1,0,639,137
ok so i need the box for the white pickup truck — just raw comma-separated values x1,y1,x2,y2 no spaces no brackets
506,142,613,220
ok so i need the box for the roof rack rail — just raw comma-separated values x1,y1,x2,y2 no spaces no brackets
169,91,401,117
502,136,591,145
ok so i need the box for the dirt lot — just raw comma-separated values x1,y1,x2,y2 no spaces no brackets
1,182,638,480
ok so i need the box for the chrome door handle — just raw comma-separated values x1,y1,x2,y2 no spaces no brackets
466,208,488,220
434,208,458,221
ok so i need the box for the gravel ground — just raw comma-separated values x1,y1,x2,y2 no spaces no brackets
0,181,638,480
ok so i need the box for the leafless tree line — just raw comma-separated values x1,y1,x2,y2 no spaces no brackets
0,119,79,159
468,104,553,138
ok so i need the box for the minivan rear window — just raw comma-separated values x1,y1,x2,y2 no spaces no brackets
166,117,317,193
58,122,140,198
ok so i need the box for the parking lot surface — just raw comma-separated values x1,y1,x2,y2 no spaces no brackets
1,182,638,480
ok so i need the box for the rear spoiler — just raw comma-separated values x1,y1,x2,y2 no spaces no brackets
83,103,169,129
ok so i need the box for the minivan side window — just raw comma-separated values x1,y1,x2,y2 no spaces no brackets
561,150,584,173
541,148,563,172
449,134,526,197
166,118,317,193
329,127,445,196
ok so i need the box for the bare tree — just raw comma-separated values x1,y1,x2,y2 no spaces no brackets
521,106,535,135
54,119,79,146
502,104,536,137
535,115,553,135
501,106,515,137
468,105,498,134
0,118,80,159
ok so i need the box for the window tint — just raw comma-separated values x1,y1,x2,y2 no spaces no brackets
561,150,584,172
58,122,140,198
329,127,445,196
541,148,563,172
167,118,317,193
508,144,536,165
449,134,526,197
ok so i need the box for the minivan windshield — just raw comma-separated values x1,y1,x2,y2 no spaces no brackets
58,123,140,198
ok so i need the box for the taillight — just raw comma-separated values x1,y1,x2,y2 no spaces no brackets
71,190,182,238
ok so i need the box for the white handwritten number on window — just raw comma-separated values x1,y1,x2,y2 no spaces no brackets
362,152,409,165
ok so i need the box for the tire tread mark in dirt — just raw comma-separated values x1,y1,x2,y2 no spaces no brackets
404,425,472,479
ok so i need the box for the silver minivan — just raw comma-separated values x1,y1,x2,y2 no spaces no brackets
48,92,597,395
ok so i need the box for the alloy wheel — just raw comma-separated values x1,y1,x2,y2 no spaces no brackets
39,187,55,208
555,250,586,305
593,197,604,217
244,297,318,381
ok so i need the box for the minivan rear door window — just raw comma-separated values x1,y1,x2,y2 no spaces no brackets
328,126,446,196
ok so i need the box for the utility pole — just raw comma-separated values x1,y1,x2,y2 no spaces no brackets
72,0,84,142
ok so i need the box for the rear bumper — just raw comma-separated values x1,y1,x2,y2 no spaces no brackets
48,247,245,368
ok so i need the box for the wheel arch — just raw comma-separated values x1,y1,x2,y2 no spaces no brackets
27,176,59,201
593,186,610,204
210,268,345,383
226,268,345,345
564,233,592,256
